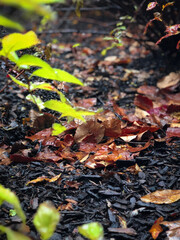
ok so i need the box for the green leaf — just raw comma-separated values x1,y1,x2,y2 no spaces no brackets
0,225,31,240
52,123,66,136
9,75,28,89
26,94,45,110
44,100,86,121
0,0,65,19
0,15,25,32
17,54,51,69
33,201,60,240
0,185,26,224
0,31,40,63
9,209,17,217
32,68,83,85
78,222,104,240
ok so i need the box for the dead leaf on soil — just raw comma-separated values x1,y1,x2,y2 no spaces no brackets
74,119,105,143
161,220,180,240
134,95,153,111
125,164,142,174
26,173,61,185
157,72,180,89
0,147,11,165
141,189,180,204
108,227,137,236
149,216,164,240
166,127,180,138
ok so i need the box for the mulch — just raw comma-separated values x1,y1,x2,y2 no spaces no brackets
0,3,180,240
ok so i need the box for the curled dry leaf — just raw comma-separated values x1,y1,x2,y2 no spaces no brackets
157,72,180,89
26,173,61,185
141,189,180,204
161,220,180,240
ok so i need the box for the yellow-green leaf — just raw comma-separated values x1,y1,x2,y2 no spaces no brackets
44,100,85,121
0,185,26,224
30,82,56,92
33,201,60,240
9,74,28,89
32,68,83,85
0,0,65,19
0,31,40,62
0,15,25,32
17,54,51,69
0,225,31,240
52,123,66,136
78,222,104,240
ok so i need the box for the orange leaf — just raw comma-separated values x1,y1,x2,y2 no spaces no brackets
141,190,180,204
149,216,164,239
26,173,61,185
162,2,174,11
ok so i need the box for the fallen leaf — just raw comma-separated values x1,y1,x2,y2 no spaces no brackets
134,95,153,111
26,173,61,185
141,190,180,204
125,164,142,174
74,119,105,143
161,220,180,240
166,127,180,138
149,216,164,239
157,72,180,89
108,227,137,236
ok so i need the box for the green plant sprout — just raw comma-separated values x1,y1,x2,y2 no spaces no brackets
0,184,60,240
78,222,104,240
73,0,83,17
33,202,60,240
0,30,96,135
0,184,26,224
101,16,133,56
0,0,65,28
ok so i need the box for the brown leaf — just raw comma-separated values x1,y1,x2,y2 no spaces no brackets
108,227,137,236
166,127,180,138
74,119,105,143
141,190,180,204
161,220,180,240
157,72,180,89
149,216,164,239
137,85,158,96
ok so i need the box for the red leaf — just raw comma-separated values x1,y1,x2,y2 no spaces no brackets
134,95,153,111
165,24,180,34
156,33,172,45
177,40,180,49
166,127,180,138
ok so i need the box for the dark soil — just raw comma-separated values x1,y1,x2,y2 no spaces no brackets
0,2,180,240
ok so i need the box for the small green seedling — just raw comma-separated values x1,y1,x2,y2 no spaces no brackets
0,185,60,240
78,222,104,240
0,184,26,224
0,225,31,240
33,201,60,240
